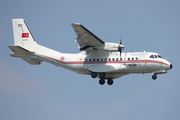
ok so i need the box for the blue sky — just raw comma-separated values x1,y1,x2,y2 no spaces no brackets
0,0,180,120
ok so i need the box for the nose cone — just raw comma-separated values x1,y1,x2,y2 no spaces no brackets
170,64,173,69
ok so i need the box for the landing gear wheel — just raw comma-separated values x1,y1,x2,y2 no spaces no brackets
91,72,97,78
99,72,105,78
99,79,105,85
152,75,157,80
107,79,113,85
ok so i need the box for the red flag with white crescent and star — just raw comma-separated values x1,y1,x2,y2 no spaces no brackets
22,33,29,38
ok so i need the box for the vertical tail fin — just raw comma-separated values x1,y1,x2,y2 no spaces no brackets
12,19,37,52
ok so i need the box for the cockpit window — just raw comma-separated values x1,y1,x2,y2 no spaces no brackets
150,54,163,59
150,55,154,58
157,55,163,58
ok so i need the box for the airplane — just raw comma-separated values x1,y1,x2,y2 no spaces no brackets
9,19,173,85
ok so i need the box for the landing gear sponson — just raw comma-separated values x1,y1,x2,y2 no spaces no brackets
91,72,114,85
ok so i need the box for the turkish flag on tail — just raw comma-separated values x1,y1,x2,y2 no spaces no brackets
22,33,29,38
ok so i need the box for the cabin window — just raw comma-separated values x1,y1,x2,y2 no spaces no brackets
97,58,99,61
132,58,134,60
105,58,107,61
128,58,130,60
109,58,111,61
116,58,118,61
101,58,103,61
89,59,91,61
136,57,138,60
112,58,115,61
120,58,122,61
85,59,88,61
93,58,96,61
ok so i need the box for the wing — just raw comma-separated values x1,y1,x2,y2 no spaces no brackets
71,23,105,51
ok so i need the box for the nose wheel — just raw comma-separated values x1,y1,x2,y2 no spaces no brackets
152,75,157,80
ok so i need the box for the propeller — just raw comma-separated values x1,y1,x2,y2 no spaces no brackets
118,37,124,58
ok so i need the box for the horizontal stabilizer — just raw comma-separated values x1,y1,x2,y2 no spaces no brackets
8,46,31,53
8,46,42,65
21,58,41,65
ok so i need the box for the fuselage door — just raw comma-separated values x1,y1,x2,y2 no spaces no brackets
78,56,84,64
139,56,146,67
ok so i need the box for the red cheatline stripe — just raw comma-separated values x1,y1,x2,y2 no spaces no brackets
37,54,170,67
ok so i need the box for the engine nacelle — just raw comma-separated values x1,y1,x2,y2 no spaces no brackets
94,42,124,52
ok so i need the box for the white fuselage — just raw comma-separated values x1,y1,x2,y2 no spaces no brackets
34,46,171,79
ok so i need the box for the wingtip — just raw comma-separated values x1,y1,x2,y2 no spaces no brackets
71,23,82,25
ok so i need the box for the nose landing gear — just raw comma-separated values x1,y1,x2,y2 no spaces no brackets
152,74,157,80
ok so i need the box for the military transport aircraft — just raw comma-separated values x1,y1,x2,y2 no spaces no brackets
9,19,172,85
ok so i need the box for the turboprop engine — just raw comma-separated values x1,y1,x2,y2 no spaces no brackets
94,42,124,52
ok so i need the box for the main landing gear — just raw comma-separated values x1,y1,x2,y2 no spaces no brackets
91,72,114,85
99,78,113,85
99,79,105,85
107,79,113,85
91,72,97,78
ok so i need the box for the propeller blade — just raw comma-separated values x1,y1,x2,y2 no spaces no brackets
120,49,122,58
119,36,123,58
120,37,122,45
